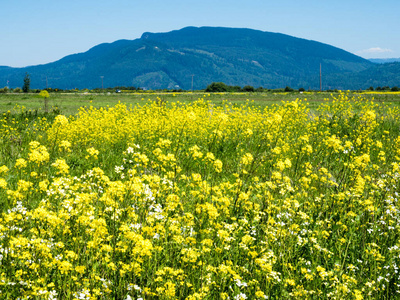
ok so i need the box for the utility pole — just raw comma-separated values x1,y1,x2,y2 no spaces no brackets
46,76,48,90
100,76,104,90
319,63,322,92
191,74,194,92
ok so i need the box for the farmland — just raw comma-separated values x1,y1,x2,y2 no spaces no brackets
1,90,400,115
1,91,400,299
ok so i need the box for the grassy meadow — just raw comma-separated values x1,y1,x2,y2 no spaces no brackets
1,90,400,115
1,91,400,299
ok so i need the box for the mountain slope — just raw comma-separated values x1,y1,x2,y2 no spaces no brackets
369,58,400,64
0,26,387,90
325,62,400,89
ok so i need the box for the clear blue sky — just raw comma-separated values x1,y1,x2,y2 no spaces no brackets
2,0,398,67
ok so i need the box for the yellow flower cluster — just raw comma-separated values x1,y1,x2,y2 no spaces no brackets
28,141,50,164
51,158,70,175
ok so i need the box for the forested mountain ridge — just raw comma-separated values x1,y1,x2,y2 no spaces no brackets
1,26,398,90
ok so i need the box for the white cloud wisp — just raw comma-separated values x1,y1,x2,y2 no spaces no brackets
357,47,394,55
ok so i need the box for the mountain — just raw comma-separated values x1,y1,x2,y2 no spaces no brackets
324,62,400,89
369,58,400,64
0,26,396,90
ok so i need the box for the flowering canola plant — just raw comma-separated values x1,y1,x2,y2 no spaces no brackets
1,93,400,299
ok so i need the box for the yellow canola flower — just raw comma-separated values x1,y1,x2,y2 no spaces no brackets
189,145,203,159
181,248,200,263
241,153,254,165
362,110,376,122
0,165,9,174
51,159,70,175
213,159,223,173
205,152,215,161
353,154,371,169
218,112,229,122
192,173,202,182
17,180,33,192
29,141,41,149
187,111,197,121
164,282,176,298
325,135,344,152
276,160,286,171
38,180,49,192
59,140,72,152
86,147,99,160
28,142,49,164
245,128,253,137
354,289,364,300
58,261,73,274
156,138,172,149
54,114,69,126
15,158,27,169
0,178,7,189
241,234,254,245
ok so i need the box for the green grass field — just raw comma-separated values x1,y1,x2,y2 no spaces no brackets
1,91,400,116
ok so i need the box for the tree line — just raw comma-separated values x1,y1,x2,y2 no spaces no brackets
1,74,399,93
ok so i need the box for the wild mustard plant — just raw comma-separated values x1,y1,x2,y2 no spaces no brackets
0,93,400,299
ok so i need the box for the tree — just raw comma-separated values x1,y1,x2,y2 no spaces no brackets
243,85,255,92
256,87,264,92
230,85,242,92
0,86,9,93
284,86,294,92
22,73,30,93
205,82,228,92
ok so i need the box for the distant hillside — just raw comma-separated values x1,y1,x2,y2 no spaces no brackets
0,26,396,90
369,58,400,64
324,62,400,89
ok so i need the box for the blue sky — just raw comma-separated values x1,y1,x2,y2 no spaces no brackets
2,0,399,67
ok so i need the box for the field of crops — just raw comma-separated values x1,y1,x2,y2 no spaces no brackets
1,90,400,116
1,92,400,299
